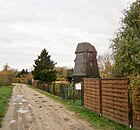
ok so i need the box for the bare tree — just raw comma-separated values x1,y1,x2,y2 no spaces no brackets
98,52,114,78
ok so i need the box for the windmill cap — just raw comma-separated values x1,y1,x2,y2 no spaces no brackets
75,42,97,54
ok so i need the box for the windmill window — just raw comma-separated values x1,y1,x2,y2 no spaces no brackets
90,62,93,66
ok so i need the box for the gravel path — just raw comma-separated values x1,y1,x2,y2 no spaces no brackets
0,84,94,130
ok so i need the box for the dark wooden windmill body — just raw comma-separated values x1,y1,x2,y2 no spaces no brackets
73,42,99,83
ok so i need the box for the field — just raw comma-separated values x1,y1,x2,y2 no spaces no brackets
0,86,13,127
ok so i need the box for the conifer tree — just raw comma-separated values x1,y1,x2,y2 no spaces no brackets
32,49,57,82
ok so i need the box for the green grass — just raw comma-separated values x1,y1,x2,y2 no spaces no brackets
31,87,133,130
0,86,13,127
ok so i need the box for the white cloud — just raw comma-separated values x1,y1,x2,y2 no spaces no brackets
0,0,134,70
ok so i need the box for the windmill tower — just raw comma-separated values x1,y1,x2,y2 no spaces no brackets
73,42,99,83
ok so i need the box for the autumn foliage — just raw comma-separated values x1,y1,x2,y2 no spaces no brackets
0,70,16,86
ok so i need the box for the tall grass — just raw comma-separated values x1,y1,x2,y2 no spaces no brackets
0,86,13,127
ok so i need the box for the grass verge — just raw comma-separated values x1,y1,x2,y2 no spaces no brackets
0,86,13,127
31,87,133,130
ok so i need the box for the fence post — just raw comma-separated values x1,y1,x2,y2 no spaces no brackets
99,77,102,116
73,83,75,103
52,82,56,95
66,84,68,100
60,84,65,99
60,84,62,98
42,82,45,91
48,83,50,93
128,79,133,128
81,79,84,106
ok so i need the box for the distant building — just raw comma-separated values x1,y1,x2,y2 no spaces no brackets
73,42,99,83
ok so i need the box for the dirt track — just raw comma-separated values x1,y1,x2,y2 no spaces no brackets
0,84,94,130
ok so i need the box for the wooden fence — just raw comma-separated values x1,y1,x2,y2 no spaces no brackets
84,78,100,114
131,78,140,130
32,80,80,101
32,78,140,129
102,79,130,126
32,80,67,97
83,78,132,127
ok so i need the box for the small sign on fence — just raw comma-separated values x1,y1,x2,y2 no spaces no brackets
75,83,81,90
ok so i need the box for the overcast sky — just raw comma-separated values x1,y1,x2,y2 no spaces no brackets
0,0,134,71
